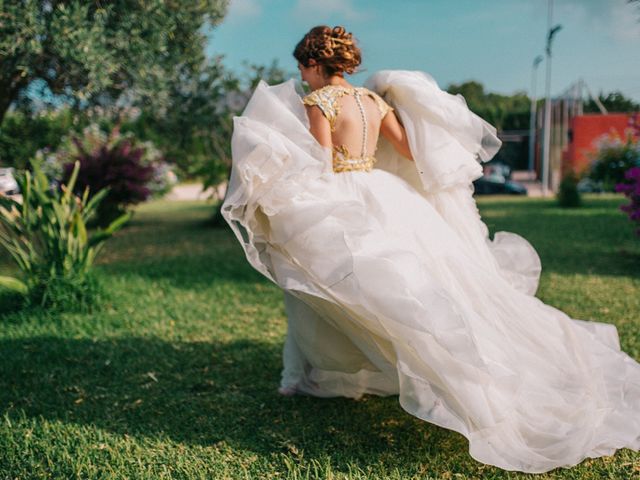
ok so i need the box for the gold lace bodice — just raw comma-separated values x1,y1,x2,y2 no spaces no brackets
302,85,394,173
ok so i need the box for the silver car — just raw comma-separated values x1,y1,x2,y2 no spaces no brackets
0,168,19,196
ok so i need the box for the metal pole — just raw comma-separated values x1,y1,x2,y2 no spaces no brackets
542,0,562,197
529,55,543,174
577,78,584,115
542,0,553,197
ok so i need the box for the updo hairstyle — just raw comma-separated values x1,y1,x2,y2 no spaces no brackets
293,25,362,76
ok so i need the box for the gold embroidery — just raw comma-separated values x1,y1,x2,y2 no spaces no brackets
332,144,376,173
302,85,350,132
302,85,393,132
302,85,393,173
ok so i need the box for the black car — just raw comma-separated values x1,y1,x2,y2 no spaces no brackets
473,176,528,195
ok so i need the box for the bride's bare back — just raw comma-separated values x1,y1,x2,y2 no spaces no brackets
303,84,413,171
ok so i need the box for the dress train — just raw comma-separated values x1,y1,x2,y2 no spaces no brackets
221,71,640,473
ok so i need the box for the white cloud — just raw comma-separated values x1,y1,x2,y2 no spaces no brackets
609,1,640,41
554,0,640,42
293,0,370,22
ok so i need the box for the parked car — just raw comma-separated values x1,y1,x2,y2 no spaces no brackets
473,176,528,195
0,168,19,196
576,177,604,193
483,161,512,181
472,161,527,195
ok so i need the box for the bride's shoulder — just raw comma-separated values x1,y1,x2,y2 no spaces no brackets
301,85,352,131
302,84,350,106
360,87,394,118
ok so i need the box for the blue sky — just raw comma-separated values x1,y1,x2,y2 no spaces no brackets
205,0,640,101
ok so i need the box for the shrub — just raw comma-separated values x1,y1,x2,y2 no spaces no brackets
53,123,172,226
0,157,130,311
588,131,640,192
557,170,582,207
615,166,640,237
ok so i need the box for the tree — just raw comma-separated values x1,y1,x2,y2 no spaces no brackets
584,91,640,113
446,81,486,108
446,81,531,131
0,0,228,125
121,58,290,181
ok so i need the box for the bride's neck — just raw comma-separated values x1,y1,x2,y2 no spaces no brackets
315,75,351,90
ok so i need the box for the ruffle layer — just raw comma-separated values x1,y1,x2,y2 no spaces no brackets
221,73,640,473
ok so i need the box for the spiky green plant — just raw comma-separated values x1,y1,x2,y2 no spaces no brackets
0,157,130,310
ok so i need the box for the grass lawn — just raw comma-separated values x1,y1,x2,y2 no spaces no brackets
0,193,639,479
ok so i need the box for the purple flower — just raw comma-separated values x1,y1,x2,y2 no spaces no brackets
616,166,640,237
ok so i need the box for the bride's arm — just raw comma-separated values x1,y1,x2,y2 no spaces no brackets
380,111,414,161
305,105,332,148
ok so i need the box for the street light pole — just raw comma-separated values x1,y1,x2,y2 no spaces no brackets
542,0,562,197
529,55,543,174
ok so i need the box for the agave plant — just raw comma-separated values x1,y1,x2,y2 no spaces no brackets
0,156,130,309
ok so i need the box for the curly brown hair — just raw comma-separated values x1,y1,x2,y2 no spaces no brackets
293,25,362,76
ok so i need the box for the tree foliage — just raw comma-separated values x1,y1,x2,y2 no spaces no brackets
0,108,79,169
0,0,229,124
584,91,640,113
446,81,531,131
121,59,290,182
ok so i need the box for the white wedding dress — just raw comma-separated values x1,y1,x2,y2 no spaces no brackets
221,70,640,473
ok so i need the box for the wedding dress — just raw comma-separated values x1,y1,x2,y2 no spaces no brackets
220,70,640,473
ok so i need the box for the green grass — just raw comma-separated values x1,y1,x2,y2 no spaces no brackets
0,194,639,479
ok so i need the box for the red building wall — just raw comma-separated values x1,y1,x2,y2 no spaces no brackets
565,113,640,175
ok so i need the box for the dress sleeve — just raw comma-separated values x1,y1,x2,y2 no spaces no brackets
302,90,339,131
368,91,394,119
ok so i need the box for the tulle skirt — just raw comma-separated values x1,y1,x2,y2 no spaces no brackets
222,72,640,473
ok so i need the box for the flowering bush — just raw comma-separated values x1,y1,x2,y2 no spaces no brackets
588,131,640,192
615,166,640,236
147,159,178,198
51,123,176,225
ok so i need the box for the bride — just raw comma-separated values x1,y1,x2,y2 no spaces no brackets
221,25,640,473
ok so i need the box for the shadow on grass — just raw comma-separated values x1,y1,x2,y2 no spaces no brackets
0,336,462,470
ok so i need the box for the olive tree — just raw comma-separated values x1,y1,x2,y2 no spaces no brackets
0,0,228,124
